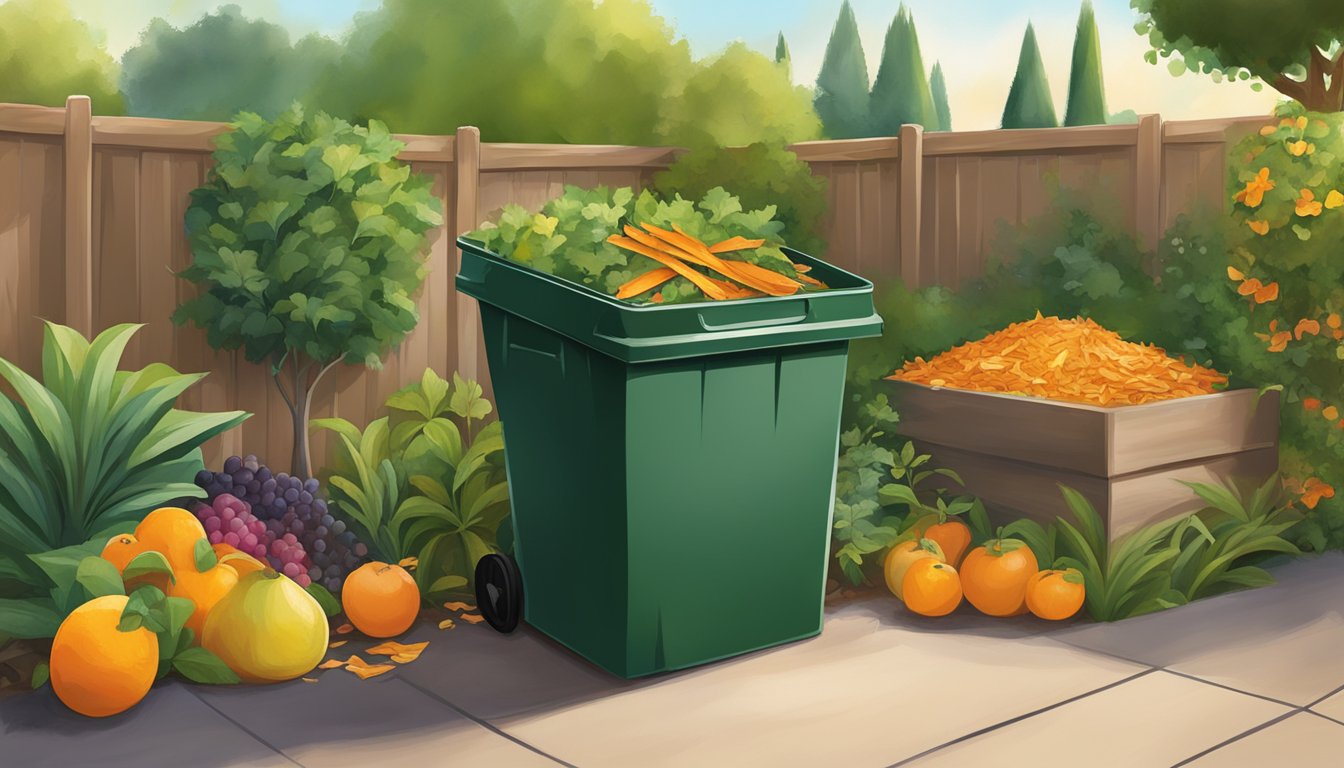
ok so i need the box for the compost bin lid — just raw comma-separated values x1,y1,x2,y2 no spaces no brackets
455,237,883,364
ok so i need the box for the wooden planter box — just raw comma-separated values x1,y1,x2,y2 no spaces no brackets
883,381,1281,540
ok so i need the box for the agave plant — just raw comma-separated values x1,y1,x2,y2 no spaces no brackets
0,322,249,593
313,369,510,599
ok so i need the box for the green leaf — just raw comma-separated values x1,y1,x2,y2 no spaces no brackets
0,598,63,639
172,647,241,685
194,538,218,573
878,483,921,508
427,575,468,593
75,556,125,598
305,583,342,617
122,551,177,585
31,662,49,689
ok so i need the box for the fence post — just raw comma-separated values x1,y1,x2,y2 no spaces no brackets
63,95,94,336
898,124,924,287
453,126,482,382
1135,114,1163,253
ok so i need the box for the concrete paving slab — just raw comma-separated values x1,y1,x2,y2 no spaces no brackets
907,671,1289,767
0,679,291,768
1049,553,1344,705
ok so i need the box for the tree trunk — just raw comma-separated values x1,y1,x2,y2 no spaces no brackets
291,378,311,480
1272,48,1344,112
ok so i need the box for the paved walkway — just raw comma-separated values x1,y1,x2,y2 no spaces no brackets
5,553,1344,767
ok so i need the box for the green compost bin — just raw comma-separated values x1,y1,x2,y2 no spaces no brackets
456,236,882,678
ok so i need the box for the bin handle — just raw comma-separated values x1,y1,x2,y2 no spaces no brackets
697,303,808,332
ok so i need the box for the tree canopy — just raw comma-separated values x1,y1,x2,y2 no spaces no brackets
870,5,937,134
1002,24,1058,129
1064,0,1108,126
1133,0,1344,111
0,0,122,112
121,5,340,121
814,1,872,139
309,0,814,146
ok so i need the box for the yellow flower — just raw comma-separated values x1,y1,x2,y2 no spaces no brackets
1236,168,1274,208
1296,189,1323,217
1247,220,1269,235
1227,266,1245,281
1259,125,1277,136
1325,405,1341,421
1296,116,1309,131
1326,190,1344,209
1288,140,1310,156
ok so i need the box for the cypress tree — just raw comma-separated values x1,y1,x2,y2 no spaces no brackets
814,1,871,138
869,5,936,134
1002,23,1057,129
1064,0,1107,126
776,32,791,79
930,61,951,131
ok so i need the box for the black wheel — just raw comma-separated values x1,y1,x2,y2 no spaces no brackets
475,553,522,633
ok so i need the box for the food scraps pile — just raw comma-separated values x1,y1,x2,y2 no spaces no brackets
468,185,828,304
888,313,1227,406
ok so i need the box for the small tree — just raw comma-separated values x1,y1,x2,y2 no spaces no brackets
0,0,123,111
930,62,952,132
776,32,791,69
1133,0,1344,112
1002,24,1058,129
815,1,872,139
1064,0,1108,126
870,5,938,134
174,106,442,478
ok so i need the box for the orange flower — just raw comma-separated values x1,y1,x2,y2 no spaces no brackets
1328,313,1341,330
1325,405,1340,421
1236,168,1275,208
1303,398,1322,410
1267,331,1291,352
1302,478,1335,510
1296,189,1323,217
1326,190,1344,209
1254,282,1279,304
1246,220,1269,235
1259,125,1277,137
1295,318,1321,339
1227,266,1246,281
1238,278,1263,296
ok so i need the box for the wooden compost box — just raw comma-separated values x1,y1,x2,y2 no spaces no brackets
884,380,1281,540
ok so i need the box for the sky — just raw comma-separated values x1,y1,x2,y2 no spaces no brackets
56,0,1278,132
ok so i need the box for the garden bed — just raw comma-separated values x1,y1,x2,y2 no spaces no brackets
885,380,1280,540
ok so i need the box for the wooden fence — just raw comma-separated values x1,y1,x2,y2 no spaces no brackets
0,96,1268,472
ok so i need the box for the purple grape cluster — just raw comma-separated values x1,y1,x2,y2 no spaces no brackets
193,493,312,587
194,454,368,593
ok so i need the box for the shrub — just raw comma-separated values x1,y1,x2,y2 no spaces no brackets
0,323,248,597
312,369,510,600
653,142,829,257
173,105,442,479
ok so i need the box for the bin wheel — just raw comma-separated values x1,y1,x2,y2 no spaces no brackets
475,553,522,634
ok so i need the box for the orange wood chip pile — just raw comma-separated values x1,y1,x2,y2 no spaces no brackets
887,313,1227,406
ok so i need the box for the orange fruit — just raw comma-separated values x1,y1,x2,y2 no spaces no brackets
342,562,420,638
134,507,207,571
169,562,240,638
883,538,944,600
960,538,1039,617
50,595,158,717
100,533,144,574
212,543,266,577
915,516,973,567
902,560,963,617
1026,568,1086,621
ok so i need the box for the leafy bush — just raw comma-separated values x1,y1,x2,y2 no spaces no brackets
653,142,830,256
0,323,248,596
832,394,982,585
313,369,509,600
173,105,442,479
